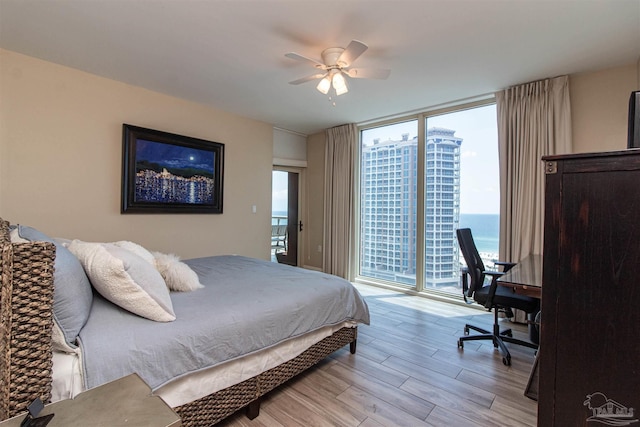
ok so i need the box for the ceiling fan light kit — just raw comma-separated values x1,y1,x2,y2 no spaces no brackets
316,76,331,94
332,72,348,95
286,40,390,99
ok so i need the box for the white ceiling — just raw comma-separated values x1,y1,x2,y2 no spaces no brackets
1,0,639,135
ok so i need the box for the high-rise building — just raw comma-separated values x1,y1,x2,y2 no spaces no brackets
360,128,462,288
424,127,462,288
361,132,418,285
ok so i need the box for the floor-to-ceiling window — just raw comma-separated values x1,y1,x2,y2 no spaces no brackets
424,104,499,296
357,102,499,298
360,120,418,286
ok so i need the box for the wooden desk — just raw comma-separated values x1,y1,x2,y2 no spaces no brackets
497,253,542,401
0,374,181,427
496,254,542,298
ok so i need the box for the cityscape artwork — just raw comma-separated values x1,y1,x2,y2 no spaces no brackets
121,124,224,213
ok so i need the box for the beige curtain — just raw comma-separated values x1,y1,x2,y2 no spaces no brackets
497,75,571,262
496,76,571,322
323,123,357,279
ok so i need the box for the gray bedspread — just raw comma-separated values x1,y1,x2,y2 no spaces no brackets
78,255,370,391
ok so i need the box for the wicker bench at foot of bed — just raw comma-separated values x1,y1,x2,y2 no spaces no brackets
175,326,357,427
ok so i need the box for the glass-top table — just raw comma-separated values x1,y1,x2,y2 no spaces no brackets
496,253,542,298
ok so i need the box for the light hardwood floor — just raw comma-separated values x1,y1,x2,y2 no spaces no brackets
217,283,538,427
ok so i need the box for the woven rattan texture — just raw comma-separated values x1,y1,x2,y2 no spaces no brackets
176,327,356,426
0,219,55,421
176,377,259,427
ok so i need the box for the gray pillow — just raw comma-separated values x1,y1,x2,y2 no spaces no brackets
18,225,93,348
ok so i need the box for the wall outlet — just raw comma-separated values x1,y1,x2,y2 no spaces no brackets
317,245,322,252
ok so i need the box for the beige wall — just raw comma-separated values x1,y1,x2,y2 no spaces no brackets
273,128,307,166
0,49,273,260
304,131,325,270
570,62,639,153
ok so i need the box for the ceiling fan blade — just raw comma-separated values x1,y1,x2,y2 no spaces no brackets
345,68,391,80
288,73,326,85
285,52,326,69
337,40,368,67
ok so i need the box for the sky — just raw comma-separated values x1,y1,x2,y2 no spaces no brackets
136,139,214,173
272,171,289,212
272,104,499,215
430,104,499,215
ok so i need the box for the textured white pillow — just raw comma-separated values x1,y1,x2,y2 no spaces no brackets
152,252,204,292
112,240,155,265
68,240,175,322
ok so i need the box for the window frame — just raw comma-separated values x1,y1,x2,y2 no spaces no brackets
354,97,496,296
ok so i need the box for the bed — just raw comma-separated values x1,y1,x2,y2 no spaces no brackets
0,217,370,426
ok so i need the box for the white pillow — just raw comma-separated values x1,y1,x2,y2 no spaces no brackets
112,240,155,265
67,240,175,322
152,252,204,292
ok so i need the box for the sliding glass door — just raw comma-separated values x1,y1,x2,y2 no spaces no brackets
271,169,300,266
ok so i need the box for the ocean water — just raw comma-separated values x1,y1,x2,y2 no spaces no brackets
459,213,499,254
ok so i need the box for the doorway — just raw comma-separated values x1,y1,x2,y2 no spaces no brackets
271,169,301,266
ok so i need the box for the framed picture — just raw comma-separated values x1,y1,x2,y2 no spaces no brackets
628,90,640,149
122,124,224,214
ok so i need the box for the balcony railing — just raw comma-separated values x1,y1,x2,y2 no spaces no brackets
271,215,288,254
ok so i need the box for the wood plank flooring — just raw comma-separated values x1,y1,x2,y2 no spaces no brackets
216,283,538,427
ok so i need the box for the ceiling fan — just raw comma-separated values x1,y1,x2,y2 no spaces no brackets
286,40,390,97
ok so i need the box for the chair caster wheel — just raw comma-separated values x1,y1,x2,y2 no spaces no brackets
463,326,469,335
503,356,511,366
458,339,464,349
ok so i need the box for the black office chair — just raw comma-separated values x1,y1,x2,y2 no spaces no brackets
456,228,539,365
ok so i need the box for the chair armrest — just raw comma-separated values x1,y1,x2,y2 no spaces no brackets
482,270,504,309
460,267,471,304
494,261,517,272
483,270,504,278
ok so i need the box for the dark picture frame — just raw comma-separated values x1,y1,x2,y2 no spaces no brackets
122,124,224,214
628,90,640,149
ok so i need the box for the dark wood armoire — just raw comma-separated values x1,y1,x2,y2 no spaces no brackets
539,149,640,426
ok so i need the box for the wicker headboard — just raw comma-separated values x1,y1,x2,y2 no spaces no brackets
0,218,56,420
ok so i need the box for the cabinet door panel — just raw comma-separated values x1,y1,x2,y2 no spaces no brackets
541,152,640,427
554,170,640,425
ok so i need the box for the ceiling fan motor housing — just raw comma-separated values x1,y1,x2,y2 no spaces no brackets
320,47,347,69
